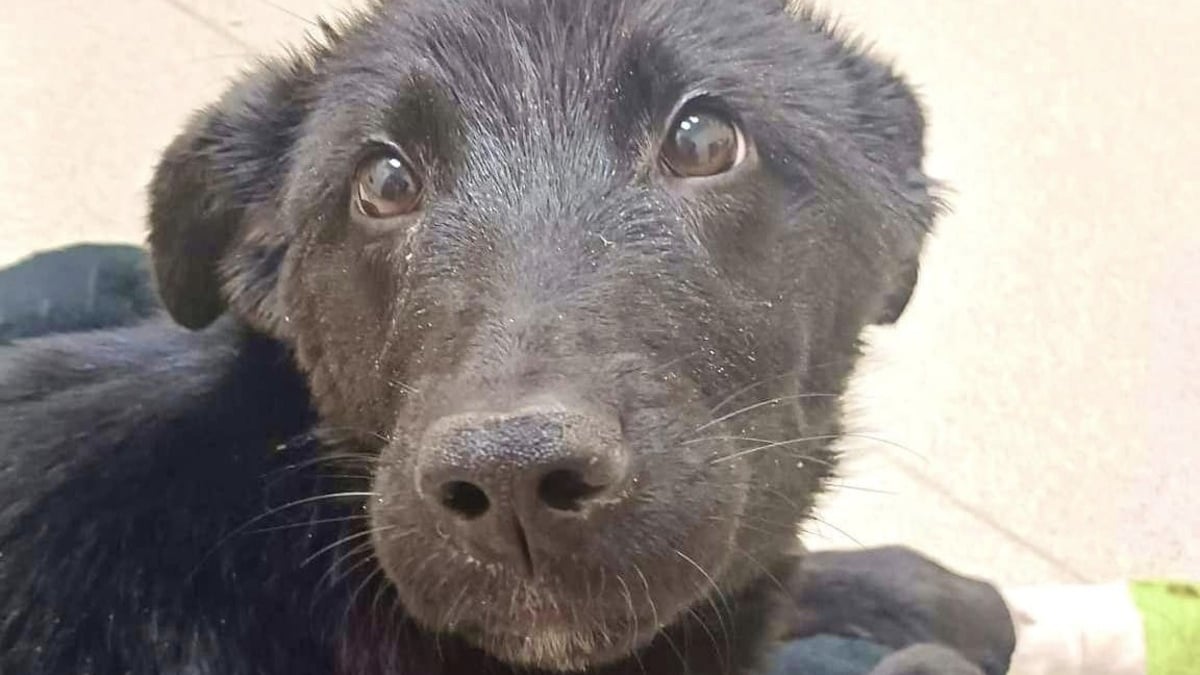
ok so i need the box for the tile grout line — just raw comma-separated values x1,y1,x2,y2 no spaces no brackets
884,455,1093,583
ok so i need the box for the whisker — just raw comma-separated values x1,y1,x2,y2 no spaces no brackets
246,513,372,535
700,429,926,465
254,492,379,519
615,574,646,675
306,474,376,482
681,434,776,446
317,426,394,445
301,528,388,568
369,559,397,618
840,432,928,462
633,564,658,630
806,516,865,548
709,374,820,415
674,549,734,669
316,540,377,593
674,550,733,621
344,566,388,627
730,547,792,598
709,435,841,464
261,452,376,478
762,487,808,514
682,604,724,670
440,583,472,630
691,394,839,435
709,379,773,416
262,472,371,496
186,491,379,582
707,514,798,537
708,518,783,539
826,481,895,495
708,354,862,416
635,564,686,673
261,468,372,494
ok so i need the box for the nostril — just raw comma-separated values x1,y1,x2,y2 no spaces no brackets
537,468,607,512
440,481,490,519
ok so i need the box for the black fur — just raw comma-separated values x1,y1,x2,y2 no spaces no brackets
1,1,939,673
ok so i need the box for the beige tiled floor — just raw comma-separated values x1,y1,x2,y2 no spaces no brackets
1,1,1196,586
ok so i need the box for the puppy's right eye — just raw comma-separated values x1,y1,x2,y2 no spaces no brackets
353,153,423,219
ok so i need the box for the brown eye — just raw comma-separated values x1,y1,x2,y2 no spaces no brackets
354,153,423,218
660,105,744,178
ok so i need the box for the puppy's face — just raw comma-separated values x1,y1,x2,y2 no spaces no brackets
149,0,935,669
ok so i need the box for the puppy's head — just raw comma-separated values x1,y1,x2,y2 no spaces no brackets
149,0,937,669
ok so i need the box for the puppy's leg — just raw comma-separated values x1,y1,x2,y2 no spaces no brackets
785,547,1015,675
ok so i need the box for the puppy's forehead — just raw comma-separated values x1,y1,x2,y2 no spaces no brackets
324,0,792,132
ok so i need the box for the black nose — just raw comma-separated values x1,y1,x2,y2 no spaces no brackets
417,404,628,575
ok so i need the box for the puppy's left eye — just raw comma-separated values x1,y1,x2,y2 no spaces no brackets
660,104,745,178
353,153,423,219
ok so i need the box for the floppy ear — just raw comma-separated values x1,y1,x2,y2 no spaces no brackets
853,58,938,327
875,260,920,325
871,76,937,327
791,5,940,326
147,57,317,330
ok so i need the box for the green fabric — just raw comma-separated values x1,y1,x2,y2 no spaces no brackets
1130,580,1200,675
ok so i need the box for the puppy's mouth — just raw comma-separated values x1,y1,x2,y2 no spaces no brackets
369,482,747,670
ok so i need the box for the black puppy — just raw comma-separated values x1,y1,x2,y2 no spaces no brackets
1,1,952,673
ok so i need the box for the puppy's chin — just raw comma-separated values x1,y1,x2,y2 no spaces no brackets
458,620,648,672
394,569,705,671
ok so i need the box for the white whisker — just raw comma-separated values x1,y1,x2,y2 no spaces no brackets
691,393,839,435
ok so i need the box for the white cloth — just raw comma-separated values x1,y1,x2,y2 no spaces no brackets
1000,583,1147,675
